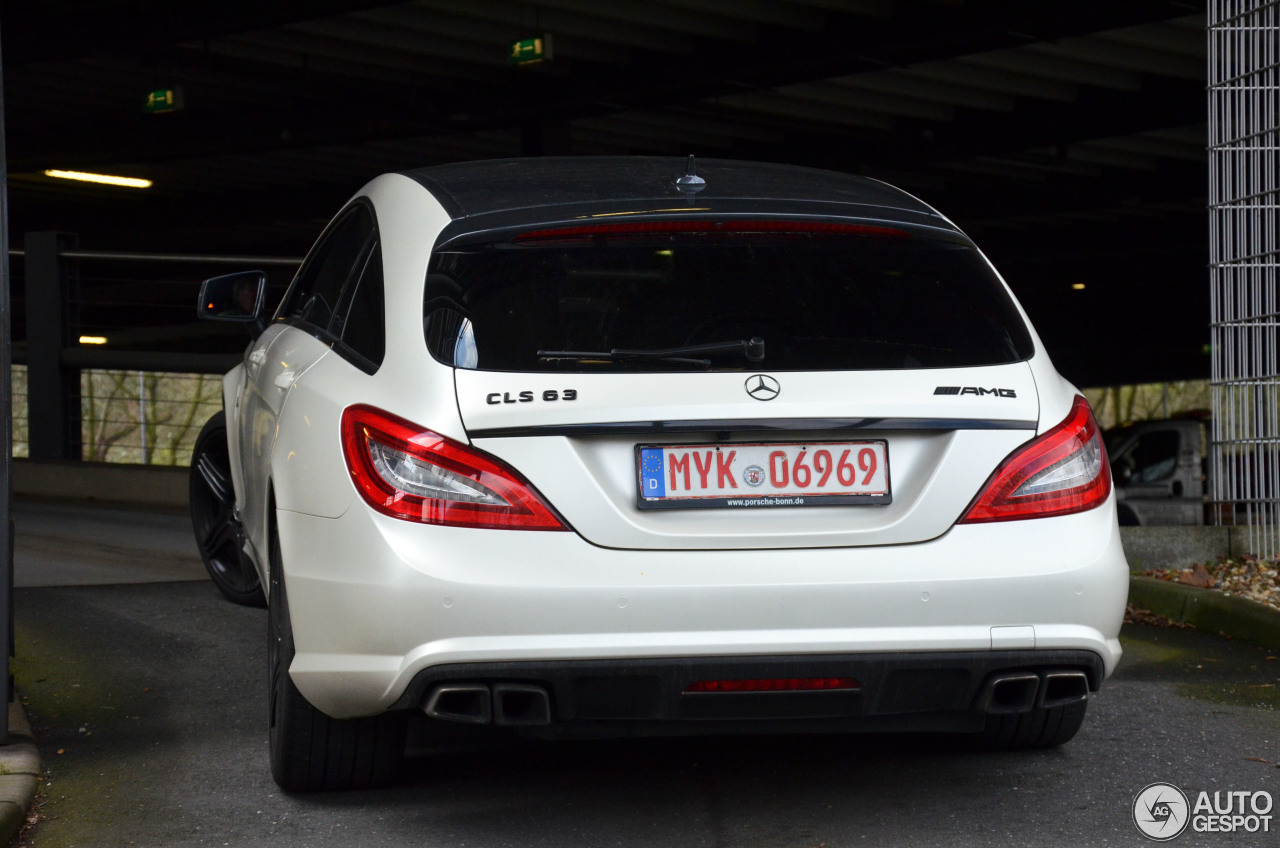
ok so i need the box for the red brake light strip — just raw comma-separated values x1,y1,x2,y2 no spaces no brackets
684,677,859,693
514,219,911,242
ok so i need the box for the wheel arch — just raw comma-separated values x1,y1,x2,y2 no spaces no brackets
1116,503,1141,527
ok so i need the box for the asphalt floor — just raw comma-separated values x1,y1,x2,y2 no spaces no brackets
6,500,1280,847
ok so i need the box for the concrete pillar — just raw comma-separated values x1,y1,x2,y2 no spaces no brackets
23,232,80,462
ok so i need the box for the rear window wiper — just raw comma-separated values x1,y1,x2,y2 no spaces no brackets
538,337,765,367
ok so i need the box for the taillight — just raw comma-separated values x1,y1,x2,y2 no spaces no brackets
959,395,1111,524
341,405,567,530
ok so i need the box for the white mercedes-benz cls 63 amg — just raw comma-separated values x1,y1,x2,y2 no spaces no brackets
189,156,1127,791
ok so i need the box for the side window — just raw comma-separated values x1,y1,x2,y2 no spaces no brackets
1114,430,1181,484
280,204,375,333
335,243,386,370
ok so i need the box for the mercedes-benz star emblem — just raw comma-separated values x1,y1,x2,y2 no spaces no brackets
745,374,781,401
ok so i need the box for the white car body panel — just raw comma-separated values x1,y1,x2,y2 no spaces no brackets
454,365,1039,433
221,361,248,516
236,326,333,567
475,428,1029,549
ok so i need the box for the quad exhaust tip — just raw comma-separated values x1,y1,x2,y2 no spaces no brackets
1037,670,1089,710
980,669,1090,715
492,683,552,726
422,684,491,725
422,682,552,727
983,673,1040,714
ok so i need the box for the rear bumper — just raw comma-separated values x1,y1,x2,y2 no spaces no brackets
277,497,1128,719
395,650,1103,737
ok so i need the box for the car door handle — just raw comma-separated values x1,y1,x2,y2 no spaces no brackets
248,348,267,366
274,371,296,389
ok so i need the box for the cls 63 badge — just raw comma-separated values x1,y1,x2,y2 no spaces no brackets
485,389,578,405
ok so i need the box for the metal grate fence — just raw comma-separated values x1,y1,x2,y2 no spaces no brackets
81,370,223,465
1208,0,1280,556
10,366,26,459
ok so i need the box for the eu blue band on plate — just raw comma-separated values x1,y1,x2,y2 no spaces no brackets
639,448,666,498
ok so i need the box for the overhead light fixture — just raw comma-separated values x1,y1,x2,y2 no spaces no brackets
78,336,108,345
1072,283,1087,291
44,170,152,189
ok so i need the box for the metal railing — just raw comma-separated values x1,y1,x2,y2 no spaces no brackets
14,239,300,465
1208,0,1280,556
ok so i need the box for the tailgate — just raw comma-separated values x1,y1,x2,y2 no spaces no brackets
456,365,1038,550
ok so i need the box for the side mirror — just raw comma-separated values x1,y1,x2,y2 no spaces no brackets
198,271,267,329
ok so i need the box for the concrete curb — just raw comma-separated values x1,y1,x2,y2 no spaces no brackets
0,701,41,847
1128,575,1280,652
12,459,188,511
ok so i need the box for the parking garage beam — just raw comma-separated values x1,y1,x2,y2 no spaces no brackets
24,232,81,462
1,26,11,739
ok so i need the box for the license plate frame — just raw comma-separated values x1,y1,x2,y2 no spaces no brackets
635,440,891,511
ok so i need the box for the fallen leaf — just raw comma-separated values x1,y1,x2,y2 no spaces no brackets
1179,564,1216,589
1125,606,1192,628
1246,757,1271,763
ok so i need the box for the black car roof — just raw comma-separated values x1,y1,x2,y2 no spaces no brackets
399,157,956,244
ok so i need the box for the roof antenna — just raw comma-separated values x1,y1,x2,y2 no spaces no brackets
675,154,706,194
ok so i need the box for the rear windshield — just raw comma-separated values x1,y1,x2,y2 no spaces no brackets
424,225,1034,373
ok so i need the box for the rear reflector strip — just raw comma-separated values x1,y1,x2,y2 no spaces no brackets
684,677,859,693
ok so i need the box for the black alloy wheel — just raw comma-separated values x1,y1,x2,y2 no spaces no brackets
189,411,266,606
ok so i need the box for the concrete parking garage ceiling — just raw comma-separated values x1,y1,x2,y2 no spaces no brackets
2,0,1207,386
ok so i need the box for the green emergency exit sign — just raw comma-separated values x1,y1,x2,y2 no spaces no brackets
509,35,551,65
145,87,184,114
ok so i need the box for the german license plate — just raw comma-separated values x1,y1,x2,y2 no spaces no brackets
636,441,890,510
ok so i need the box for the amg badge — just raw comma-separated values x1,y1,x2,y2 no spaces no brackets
934,386,1017,398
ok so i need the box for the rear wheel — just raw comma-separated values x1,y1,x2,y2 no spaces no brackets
189,412,265,606
1116,504,1140,527
268,514,406,791
981,700,1088,750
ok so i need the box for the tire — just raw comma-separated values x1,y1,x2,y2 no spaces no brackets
1116,504,1140,527
268,514,406,791
981,700,1088,750
189,412,266,606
